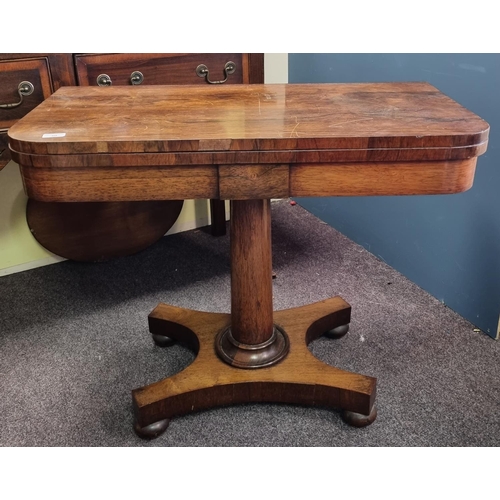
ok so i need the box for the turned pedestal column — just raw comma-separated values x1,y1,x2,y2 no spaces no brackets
215,199,289,369
131,198,376,439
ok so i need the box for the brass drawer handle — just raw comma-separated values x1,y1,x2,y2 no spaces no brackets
196,61,236,84
130,71,144,85
0,81,35,109
96,74,112,86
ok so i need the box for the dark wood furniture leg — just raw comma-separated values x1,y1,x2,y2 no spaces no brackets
132,199,377,439
209,199,227,236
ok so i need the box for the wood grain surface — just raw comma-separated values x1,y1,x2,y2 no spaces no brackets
74,53,245,87
16,159,477,201
7,81,489,435
8,83,489,202
230,199,274,344
0,132,8,170
26,199,184,261
9,83,489,155
133,297,369,429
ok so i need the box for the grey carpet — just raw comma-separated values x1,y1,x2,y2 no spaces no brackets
0,199,498,447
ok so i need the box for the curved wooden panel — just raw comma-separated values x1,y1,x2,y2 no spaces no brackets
19,165,218,202
26,199,183,261
18,159,477,202
290,158,478,197
10,139,488,168
133,297,372,429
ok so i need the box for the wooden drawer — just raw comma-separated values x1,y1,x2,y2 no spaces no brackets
74,53,245,86
0,58,53,129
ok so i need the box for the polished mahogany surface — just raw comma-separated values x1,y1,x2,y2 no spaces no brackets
9,82,489,157
9,83,489,203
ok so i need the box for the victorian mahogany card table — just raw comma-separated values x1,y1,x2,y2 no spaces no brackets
8,83,489,438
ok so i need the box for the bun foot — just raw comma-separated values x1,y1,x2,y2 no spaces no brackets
324,323,349,339
134,418,170,439
341,406,377,427
152,334,175,347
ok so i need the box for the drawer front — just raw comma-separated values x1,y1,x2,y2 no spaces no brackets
0,58,53,129
74,53,245,86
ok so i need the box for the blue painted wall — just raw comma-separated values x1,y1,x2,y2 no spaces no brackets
288,54,499,339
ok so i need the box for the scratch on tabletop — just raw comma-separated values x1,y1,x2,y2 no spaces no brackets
290,116,300,137
328,118,374,128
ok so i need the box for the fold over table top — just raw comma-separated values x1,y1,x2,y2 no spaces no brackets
9,82,489,159
8,83,490,202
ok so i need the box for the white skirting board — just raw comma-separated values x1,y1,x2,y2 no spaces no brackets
0,255,66,277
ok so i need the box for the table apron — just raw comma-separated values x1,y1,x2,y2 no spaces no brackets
17,159,477,202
